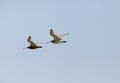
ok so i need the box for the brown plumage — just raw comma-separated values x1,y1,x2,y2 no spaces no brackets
26,36,42,49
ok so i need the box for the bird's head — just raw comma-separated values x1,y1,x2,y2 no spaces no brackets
27,46,30,48
50,29,53,32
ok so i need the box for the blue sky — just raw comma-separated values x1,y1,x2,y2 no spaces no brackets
0,0,120,83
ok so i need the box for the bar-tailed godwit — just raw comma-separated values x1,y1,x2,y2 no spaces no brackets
46,29,69,44
25,36,42,49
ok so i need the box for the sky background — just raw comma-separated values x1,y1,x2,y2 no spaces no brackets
0,0,120,83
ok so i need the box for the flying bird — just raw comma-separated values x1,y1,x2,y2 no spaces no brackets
24,36,42,49
46,29,69,44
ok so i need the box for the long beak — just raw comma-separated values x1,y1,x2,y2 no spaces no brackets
45,41,51,44
23,47,28,49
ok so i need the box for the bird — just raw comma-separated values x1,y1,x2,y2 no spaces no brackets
25,36,42,49
46,29,69,44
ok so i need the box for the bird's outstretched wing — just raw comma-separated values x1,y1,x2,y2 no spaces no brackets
58,32,69,39
50,29,61,40
27,36,37,46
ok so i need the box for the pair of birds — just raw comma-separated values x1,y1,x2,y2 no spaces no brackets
26,29,69,49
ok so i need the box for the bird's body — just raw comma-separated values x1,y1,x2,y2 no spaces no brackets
47,29,69,44
26,36,42,49
27,45,42,49
51,40,67,44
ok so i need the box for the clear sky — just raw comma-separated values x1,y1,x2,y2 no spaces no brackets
0,0,120,83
